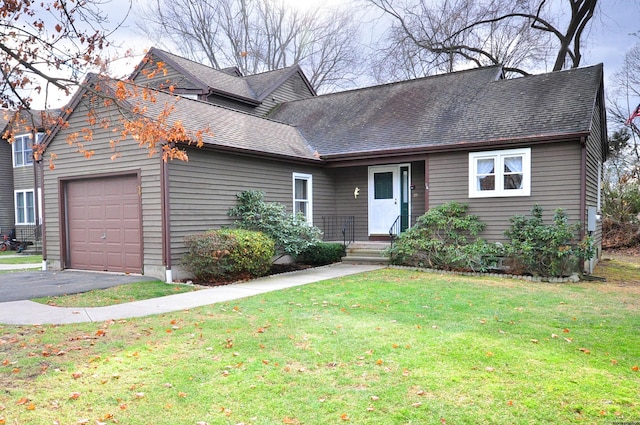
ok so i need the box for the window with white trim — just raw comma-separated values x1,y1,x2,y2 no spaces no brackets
293,173,313,224
12,133,43,167
15,190,35,225
469,148,531,198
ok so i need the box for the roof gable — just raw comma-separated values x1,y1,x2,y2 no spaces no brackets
131,48,315,106
44,75,319,162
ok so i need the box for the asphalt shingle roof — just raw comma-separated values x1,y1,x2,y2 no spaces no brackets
141,88,318,161
146,48,308,104
269,64,603,157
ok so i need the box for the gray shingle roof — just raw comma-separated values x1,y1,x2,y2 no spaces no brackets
268,64,603,157
150,49,257,100
142,48,312,104
140,88,318,161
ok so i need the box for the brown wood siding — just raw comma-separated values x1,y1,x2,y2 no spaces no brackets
167,148,335,265
42,102,163,277
254,74,315,116
585,96,604,249
331,166,369,240
429,143,583,242
133,57,200,92
205,94,256,113
0,139,15,233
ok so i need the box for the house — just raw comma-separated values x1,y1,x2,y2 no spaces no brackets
1,110,46,249
40,51,607,281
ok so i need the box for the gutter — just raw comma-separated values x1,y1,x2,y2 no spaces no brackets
320,132,591,166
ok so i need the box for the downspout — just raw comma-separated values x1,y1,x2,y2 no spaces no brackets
161,157,173,283
36,157,46,270
32,129,46,270
579,137,587,241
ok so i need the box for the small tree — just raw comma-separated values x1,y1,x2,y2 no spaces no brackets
228,190,323,259
504,205,594,277
388,201,500,271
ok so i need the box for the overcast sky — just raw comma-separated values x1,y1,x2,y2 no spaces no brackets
36,0,640,121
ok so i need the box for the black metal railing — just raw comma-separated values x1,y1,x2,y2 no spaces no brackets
19,224,42,254
389,215,402,248
321,215,355,247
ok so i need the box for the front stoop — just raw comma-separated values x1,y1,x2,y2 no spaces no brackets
342,241,391,265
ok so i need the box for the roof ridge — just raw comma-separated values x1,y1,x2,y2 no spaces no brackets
278,65,503,104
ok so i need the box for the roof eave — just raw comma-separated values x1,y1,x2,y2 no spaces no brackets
320,132,591,165
196,142,323,165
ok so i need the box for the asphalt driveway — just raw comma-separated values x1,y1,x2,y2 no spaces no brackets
0,270,158,302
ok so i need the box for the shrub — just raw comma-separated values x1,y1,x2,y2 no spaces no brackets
504,205,594,277
182,228,274,282
228,190,323,258
388,201,499,272
298,242,345,265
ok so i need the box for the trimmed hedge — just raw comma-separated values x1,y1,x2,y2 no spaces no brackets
298,242,344,265
182,228,275,283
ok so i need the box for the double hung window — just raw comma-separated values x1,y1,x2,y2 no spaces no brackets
293,173,313,224
469,148,531,197
15,190,35,225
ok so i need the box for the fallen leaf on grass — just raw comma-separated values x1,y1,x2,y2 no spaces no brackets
69,392,81,400
530,339,539,344
632,365,639,372
412,402,422,408
578,348,591,354
340,413,350,421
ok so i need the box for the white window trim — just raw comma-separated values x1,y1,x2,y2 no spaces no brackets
468,148,531,198
14,189,36,225
292,172,313,225
12,133,34,167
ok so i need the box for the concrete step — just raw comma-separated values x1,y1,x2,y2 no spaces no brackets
345,248,389,257
341,256,390,265
342,241,391,265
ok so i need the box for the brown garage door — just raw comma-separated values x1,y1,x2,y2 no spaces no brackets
66,175,142,273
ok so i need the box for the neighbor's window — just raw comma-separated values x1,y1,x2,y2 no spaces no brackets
12,133,43,167
293,173,313,224
469,148,531,197
15,190,35,225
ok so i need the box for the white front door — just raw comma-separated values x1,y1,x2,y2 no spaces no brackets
368,165,400,235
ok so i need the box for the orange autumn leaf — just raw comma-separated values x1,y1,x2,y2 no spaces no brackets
26,403,35,410
283,417,298,424
0,416,5,424
69,392,81,400
632,365,639,372
16,398,28,405
375,359,383,365
340,413,350,421
178,392,187,398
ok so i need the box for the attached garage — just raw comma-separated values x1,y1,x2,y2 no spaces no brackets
62,174,142,273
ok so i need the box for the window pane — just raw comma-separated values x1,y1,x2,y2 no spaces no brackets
478,175,495,191
294,179,307,200
295,201,307,216
374,172,393,199
504,156,522,173
504,174,523,190
26,192,35,223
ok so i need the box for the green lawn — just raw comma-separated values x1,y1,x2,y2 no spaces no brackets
33,281,200,307
0,254,42,264
0,262,638,424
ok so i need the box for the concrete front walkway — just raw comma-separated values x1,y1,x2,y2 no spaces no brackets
0,264,384,326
